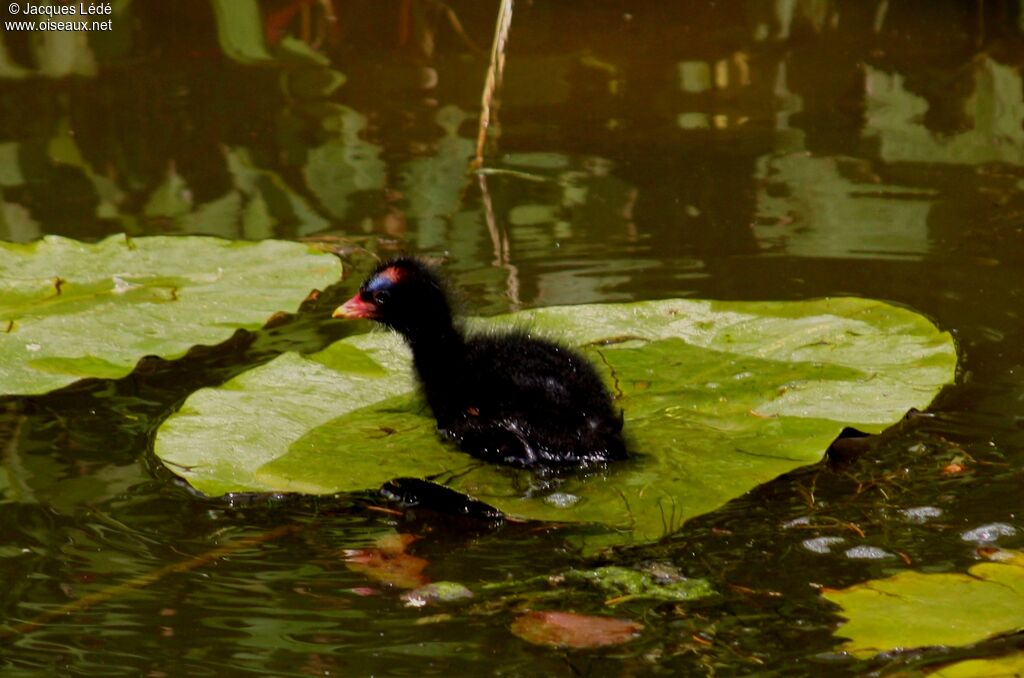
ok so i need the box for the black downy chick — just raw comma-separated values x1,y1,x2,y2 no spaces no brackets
333,258,627,469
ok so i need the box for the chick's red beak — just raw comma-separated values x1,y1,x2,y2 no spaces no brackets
332,294,378,320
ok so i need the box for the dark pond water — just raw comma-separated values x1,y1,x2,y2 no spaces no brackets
2,1,1024,674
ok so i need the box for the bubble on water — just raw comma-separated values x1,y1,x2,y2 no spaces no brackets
899,506,943,523
544,492,580,509
961,523,1017,544
802,536,845,554
844,546,893,560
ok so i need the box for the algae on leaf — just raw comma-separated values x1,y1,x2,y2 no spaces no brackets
0,234,341,395
155,297,956,547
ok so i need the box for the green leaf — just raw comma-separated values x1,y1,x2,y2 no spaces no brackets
210,0,273,64
0,234,341,395
931,655,1024,678
566,566,714,603
824,552,1024,658
401,581,474,607
155,298,956,546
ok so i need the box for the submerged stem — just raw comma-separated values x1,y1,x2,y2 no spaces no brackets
0,524,299,640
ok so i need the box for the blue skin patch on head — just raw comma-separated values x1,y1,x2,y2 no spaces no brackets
365,274,393,293
360,267,400,301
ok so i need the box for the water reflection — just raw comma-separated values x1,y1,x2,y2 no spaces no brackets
400,104,474,248
754,153,936,259
865,57,1024,165
304,106,386,222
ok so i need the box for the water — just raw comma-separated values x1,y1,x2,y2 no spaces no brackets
2,1,1024,674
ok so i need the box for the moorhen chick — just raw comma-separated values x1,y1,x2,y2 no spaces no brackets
333,258,627,469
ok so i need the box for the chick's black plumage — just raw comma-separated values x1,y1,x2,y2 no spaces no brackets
334,258,626,469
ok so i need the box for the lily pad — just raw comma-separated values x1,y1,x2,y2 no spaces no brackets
931,655,1024,678
155,297,955,546
824,552,1024,658
511,611,643,648
0,234,341,395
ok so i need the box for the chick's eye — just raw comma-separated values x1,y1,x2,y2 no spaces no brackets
373,290,391,305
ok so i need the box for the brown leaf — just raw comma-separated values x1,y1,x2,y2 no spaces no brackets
510,611,642,648
942,462,967,475
344,533,429,590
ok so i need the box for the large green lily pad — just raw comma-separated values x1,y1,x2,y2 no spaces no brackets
155,297,956,546
0,234,340,395
932,655,1024,678
824,552,1024,658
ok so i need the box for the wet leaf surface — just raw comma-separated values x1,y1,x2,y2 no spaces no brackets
0,235,341,395
931,654,1024,678
824,551,1024,657
156,298,956,547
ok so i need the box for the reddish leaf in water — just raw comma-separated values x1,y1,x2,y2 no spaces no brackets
511,611,643,648
344,533,429,589
349,587,380,597
942,462,967,475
